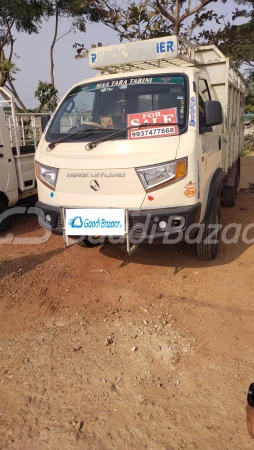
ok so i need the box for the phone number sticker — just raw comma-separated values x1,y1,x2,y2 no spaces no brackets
130,127,177,139
128,108,178,140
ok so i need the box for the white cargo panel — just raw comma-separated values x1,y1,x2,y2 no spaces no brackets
0,87,51,193
14,155,36,191
195,45,245,173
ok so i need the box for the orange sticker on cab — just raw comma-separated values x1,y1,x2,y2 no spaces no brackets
184,181,196,197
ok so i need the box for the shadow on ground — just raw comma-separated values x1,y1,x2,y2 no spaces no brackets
99,194,254,270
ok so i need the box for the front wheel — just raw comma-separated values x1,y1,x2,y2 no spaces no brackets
196,197,221,260
77,236,102,248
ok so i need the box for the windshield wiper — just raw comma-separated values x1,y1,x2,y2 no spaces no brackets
85,122,179,150
47,126,121,150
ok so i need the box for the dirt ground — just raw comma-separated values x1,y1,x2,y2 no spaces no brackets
1,193,254,450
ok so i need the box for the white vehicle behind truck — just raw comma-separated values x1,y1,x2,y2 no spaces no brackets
35,36,245,260
0,88,50,232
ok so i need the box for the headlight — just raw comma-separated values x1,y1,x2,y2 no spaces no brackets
136,158,187,192
35,162,59,190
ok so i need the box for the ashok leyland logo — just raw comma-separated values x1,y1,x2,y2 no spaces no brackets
90,180,100,191
91,53,97,63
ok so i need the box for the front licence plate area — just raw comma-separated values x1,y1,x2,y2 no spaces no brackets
65,208,126,236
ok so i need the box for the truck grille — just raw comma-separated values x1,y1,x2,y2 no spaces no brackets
129,218,145,238
56,215,63,229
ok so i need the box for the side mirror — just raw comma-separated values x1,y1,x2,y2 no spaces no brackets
41,114,51,132
204,100,222,127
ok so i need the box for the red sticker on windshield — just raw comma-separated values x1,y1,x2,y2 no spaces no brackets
128,108,178,140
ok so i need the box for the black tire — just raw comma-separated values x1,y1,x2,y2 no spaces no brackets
196,197,221,260
222,185,237,207
0,201,9,233
77,237,101,248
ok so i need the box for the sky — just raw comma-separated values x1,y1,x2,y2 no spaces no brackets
12,19,117,108
9,0,246,109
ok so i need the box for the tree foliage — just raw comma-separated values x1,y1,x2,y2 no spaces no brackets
0,0,101,112
89,0,253,72
91,0,225,41
0,0,52,111
87,0,254,112
198,0,254,69
0,0,49,35
34,80,58,111
48,0,100,86
244,72,254,117
1,0,253,112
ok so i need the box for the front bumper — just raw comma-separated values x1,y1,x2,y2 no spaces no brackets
36,201,201,242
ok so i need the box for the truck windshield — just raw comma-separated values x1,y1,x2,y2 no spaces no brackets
46,74,187,142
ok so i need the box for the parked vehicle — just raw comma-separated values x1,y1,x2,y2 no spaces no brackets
35,36,245,259
0,88,50,232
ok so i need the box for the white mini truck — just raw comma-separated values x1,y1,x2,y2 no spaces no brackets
35,36,245,260
0,88,50,232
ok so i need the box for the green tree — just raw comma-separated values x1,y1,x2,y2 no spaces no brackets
198,0,254,69
244,73,254,119
197,0,253,112
0,0,52,112
90,0,252,71
91,0,225,42
0,0,100,112
47,0,100,88
34,80,58,111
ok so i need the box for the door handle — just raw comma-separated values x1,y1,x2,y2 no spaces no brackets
0,153,3,158
218,136,222,150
